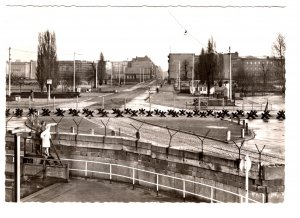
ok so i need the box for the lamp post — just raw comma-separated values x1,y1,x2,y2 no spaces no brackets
73,52,82,92
178,61,181,92
229,46,232,100
118,63,120,85
8,47,11,97
95,60,98,89
10,127,25,202
123,65,126,85
192,53,195,94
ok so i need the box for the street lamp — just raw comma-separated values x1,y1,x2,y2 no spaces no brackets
8,47,11,97
229,46,232,100
178,61,181,92
73,52,82,92
95,60,98,89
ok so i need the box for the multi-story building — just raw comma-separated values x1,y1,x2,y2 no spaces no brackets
168,53,198,82
58,60,94,84
169,52,279,84
7,55,161,87
107,61,128,84
7,60,37,79
125,56,156,82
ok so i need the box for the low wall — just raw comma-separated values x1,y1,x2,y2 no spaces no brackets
5,133,284,203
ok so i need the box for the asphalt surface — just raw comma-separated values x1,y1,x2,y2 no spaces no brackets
22,178,186,203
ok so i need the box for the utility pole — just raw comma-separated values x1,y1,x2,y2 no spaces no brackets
111,61,113,87
118,63,120,85
229,46,232,100
140,68,141,83
8,47,11,97
73,52,76,92
95,60,98,89
178,61,181,92
123,66,126,85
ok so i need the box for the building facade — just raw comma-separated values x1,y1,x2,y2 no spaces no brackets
169,52,279,85
168,53,198,82
7,60,37,79
125,56,156,82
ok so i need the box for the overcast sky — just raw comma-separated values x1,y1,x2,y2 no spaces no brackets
1,0,288,71
1,0,300,216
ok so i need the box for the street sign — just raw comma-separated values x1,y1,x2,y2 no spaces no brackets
47,79,52,85
239,155,252,172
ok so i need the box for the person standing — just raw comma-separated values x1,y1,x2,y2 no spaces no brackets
40,123,56,157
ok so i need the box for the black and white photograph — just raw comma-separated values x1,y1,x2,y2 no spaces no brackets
1,0,299,217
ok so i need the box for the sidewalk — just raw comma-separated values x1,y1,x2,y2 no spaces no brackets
22,178,186,203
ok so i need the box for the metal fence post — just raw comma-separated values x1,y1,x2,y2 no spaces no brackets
85,161,87,177
183,180,186,201
132,168,135,190
109,164,112,184
156,174,159,196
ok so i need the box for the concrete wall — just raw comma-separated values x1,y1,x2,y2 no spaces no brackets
5,133,285,202
54,133,284,202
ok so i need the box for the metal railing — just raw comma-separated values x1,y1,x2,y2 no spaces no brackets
61,158,263,203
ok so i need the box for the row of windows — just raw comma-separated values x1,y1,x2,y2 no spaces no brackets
246,61,273,65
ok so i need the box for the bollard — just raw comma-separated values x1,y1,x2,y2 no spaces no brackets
214,112,217,118
238,117,240,125
226,130,231,142
246,123,249,135
241,128,245,138
70,127,75,134
243,120,245,128
230,114,233,122
90,129,94,135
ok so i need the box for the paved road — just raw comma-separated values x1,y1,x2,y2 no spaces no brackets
22,178,185,203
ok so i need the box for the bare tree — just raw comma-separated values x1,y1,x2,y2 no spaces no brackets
36,30,59,92
272,33,286,96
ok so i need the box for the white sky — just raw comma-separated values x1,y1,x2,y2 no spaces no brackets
0,0,288,71
1,0,300,217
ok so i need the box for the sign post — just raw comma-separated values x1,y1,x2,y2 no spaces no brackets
239,154,252,203
47,79,52,101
